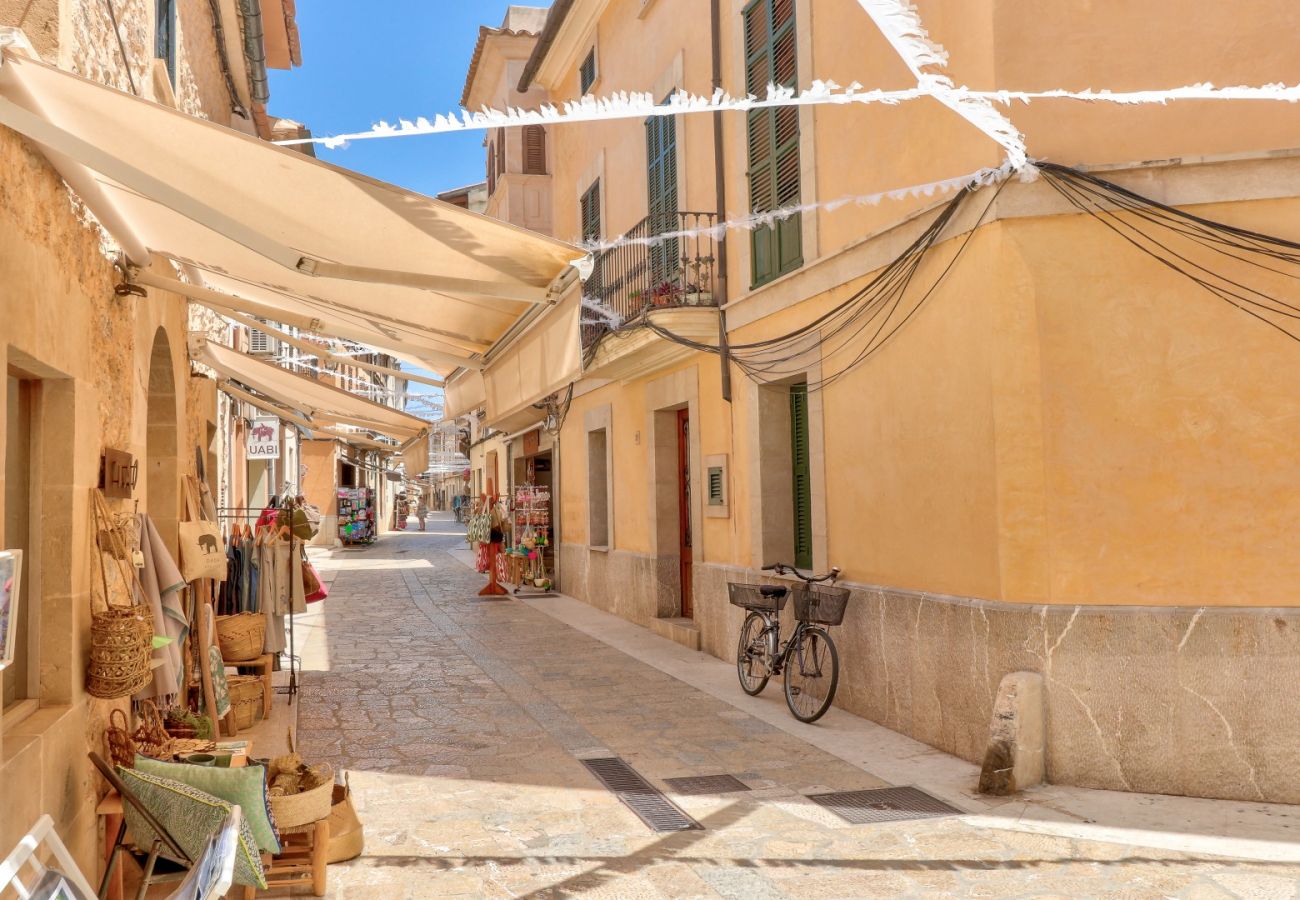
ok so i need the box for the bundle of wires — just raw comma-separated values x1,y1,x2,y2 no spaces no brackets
592,176,1005,390
1037,162,1300,346
602,161,1300,392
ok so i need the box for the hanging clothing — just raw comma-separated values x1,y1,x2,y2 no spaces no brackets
134,514,187,704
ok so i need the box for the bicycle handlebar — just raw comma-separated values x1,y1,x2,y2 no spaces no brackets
762,563,841,584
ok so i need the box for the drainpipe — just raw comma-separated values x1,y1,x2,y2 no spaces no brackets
207,0,250,119
238,0,270,104
711,0,732,403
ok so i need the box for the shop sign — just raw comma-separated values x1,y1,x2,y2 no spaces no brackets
98,447,138,498
247,417,281,459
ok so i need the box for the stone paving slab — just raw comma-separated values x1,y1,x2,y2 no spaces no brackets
278,524,1300,898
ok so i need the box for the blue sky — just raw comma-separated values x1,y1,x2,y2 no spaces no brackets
268,2,555,412
268,0,553,198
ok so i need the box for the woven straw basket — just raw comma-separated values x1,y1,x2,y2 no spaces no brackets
86,607,153,700
215,613,266,661
269,764,335,829
227,675,263,730
133,700,176,761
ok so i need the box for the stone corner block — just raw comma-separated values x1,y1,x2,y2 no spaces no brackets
978,670,1045,796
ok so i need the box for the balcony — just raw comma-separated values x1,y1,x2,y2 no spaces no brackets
582,211,720,352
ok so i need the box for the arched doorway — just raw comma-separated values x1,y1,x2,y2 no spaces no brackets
147,328,180,559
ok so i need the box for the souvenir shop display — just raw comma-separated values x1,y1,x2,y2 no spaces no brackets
506,484,552,594
337,488,376,544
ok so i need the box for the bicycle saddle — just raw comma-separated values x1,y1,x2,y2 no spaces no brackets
759,585,788,597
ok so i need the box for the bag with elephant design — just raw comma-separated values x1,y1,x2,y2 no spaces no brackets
179,476,227,582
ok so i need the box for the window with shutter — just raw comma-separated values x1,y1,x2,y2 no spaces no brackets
789,383,812,569
645,97,680,287
156,0,176,86
744,0,802,287
580,48,597,94
497,129,507,176
487,142,497,195
248,318,277,355
523,126,547,174
581,180,602,244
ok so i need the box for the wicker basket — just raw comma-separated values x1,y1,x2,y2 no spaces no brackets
216,613,266,661
105,708,136,769
132,700,175,761
269,763,335,828
86,607,153,700
228,675,263,730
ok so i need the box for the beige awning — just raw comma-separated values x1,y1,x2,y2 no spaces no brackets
218,379,392,451
443,371,487,421
191,335,430,443
0,41,583,375
481,287,583,429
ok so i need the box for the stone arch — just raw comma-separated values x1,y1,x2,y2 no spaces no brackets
146,327,180,559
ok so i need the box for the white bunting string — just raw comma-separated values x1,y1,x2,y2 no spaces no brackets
270,79,1300,153
581,158,1032,254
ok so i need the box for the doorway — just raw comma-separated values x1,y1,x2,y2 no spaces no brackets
676,409,692,618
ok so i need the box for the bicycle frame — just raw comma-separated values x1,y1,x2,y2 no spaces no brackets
746,611,817,679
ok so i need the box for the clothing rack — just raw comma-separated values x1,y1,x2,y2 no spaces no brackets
213,504,301,701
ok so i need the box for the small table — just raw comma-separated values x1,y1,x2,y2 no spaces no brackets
252,819,329,898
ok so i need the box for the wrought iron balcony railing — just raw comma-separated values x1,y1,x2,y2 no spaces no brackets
582,211,719,350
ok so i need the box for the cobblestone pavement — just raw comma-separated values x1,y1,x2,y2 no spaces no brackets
291,522,1300,898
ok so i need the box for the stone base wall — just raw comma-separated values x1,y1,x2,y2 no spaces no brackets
563,543,1300,804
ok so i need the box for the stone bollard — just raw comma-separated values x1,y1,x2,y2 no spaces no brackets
978,671,1045,795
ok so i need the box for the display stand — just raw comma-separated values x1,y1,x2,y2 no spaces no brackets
508,484,552,595
337,488,375,544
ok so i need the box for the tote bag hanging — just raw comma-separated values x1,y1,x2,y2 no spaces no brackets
179,477,226,582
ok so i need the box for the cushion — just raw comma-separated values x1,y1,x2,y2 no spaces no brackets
117,767,267,890
134,754,281,854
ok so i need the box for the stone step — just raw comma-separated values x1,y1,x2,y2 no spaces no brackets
650,616,701,651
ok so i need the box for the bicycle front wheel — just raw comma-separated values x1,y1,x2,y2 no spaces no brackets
736,612,770,696
784,626,839,723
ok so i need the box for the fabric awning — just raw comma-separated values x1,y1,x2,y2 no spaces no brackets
191,335,430,443
0,42,583,375
218,379,391,451
443,371,487,421
481,287,583,429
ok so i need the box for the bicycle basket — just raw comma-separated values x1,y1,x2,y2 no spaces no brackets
728,582,789,613
793,585,850,625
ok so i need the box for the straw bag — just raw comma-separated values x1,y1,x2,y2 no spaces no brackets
86,490,154,700
179,477,226,582
215,612,266,660
105,708,137,769
227,675,263,730
326,774,364,863
132,699,175,761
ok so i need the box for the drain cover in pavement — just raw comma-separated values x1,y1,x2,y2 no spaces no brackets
663,774,750,795
806,786,962,824
580,757,701,833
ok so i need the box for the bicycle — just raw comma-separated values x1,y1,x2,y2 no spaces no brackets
729,563,847,723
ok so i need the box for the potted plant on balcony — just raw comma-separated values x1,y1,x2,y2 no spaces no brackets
649,281,682,308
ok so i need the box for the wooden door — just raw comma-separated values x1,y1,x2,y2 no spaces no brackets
677,409,693,618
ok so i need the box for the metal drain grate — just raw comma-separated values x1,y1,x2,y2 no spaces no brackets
807,786,963,825
580,758,701,832
663,774,751,795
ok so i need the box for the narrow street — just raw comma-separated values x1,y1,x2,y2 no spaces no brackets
283,515,1300,899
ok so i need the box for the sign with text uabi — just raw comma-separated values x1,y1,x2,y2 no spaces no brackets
247,417,281,459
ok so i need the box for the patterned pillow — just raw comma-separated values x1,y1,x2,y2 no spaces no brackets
133,755,281,854
118,767,267,890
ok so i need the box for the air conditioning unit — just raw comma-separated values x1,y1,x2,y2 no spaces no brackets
248,318,279,355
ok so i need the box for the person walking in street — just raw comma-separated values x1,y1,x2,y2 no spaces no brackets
415,494,428,531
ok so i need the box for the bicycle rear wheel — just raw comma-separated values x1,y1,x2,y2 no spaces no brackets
784,626,839,722
736,612,770,695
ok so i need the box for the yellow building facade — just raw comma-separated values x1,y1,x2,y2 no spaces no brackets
503,0,1300,803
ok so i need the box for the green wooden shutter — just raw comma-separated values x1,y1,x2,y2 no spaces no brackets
580,50,597,94
581,180,601,244
789,384,812,569
645,100,679,286
744,0,801,287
